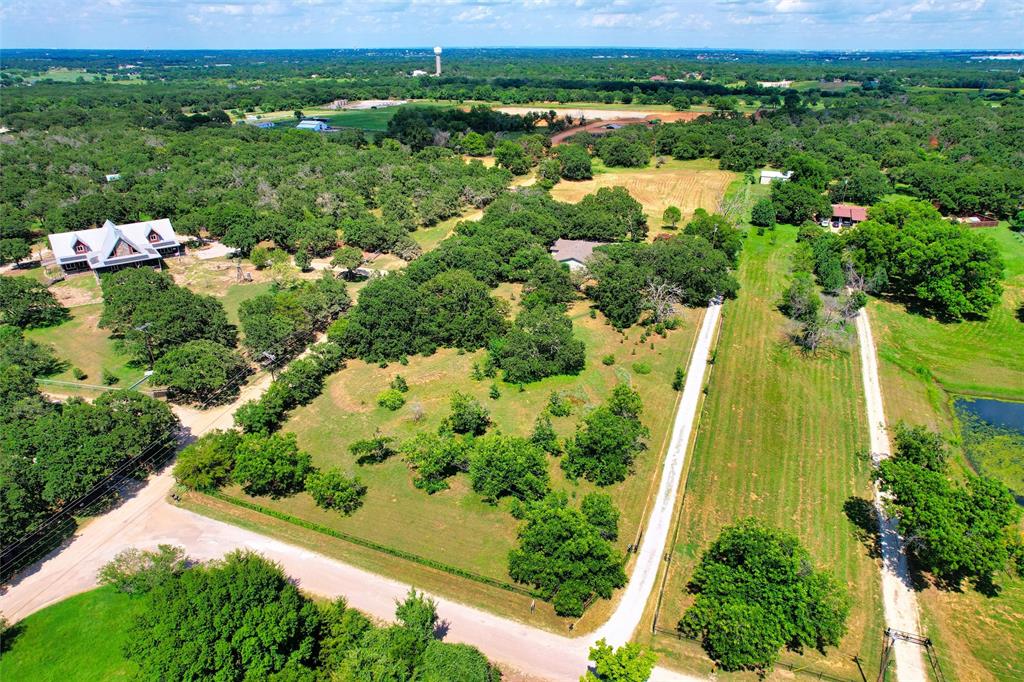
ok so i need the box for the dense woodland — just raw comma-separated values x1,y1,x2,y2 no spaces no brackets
578,96,1024,219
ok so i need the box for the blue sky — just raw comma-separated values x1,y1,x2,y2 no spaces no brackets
1,0,1022,50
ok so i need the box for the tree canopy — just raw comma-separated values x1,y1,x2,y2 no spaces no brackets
844,199,1004,319
508,491,627,616
0,277,70,329
877,424,1020,587
678,518,851,672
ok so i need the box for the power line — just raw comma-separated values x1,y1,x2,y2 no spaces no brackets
0,343,300,575
1,308,342,576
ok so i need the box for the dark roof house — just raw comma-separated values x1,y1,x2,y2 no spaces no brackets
549,238,606,270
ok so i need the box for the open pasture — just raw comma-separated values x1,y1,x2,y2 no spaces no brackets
642,226,884,681
550,159,736,227
213,294,703,621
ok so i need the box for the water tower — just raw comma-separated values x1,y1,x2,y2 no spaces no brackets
433,46,442,77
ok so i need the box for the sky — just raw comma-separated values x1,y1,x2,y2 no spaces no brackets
1,0,1022,51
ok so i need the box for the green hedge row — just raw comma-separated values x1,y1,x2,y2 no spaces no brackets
205,490,537,598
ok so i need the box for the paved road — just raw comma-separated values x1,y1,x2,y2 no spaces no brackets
0,306,724,681
590,302,721,648
856,309,928,682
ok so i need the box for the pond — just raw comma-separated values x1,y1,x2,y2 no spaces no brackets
955,397,1024,502
956,397,1024,434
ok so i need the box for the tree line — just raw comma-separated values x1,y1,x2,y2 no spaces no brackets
581,92,1023,219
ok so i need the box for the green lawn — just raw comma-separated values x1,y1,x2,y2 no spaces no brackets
871,225,1024,682
319,108,402,131
642,225,884,681
24,303,144,387
0,586,142,681
221,281,275,326
870,226,1024,402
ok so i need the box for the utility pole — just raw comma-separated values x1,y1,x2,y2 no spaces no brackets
258,351,278,379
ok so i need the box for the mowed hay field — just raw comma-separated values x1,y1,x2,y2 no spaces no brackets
550,159,736,227
871,226,1024,682
641,226,885,681
495,105,689,120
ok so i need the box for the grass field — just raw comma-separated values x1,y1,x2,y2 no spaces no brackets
259,108,403,132
0,586,142,681
870,225,1024,682
639,225,885,681
550,158,737,228
870,226,1024,403
207,292,703,629
23,303,144,387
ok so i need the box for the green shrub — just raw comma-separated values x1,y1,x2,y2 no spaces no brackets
601,354,616,366
174,429,241,490
377,388,406,411
101,368,119,385
305,469,367,515
443,391,491,435
547,391,573,417
98,544,188,595
72,367,87,380
390,374,409,392
631,362,652,375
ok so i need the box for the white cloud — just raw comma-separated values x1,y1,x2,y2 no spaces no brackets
455,6,494,21
1,0,1022,47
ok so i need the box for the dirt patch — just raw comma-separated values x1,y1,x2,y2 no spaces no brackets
50,277,101,307
165,254,268,297
550,165,735,227
497,106,677,120
547,112,706,146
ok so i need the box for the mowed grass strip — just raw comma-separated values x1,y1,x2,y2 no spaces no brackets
0,586,142,681
645,226,884,680
212,290,702,599
870,226,1024,402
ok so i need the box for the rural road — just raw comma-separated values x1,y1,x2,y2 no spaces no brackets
1,304,722,681
590,302,721,648
856,308,928,682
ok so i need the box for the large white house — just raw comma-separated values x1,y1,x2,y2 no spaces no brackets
48,219,183,275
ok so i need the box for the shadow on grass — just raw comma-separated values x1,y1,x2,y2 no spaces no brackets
0,620,25,653
843,496,881,561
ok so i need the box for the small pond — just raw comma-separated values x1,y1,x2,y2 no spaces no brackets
955,397,1024,502
955,397,1024,434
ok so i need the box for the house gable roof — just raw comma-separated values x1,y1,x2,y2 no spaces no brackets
48,219,180,268
549,239,607,265
831,204,868,221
